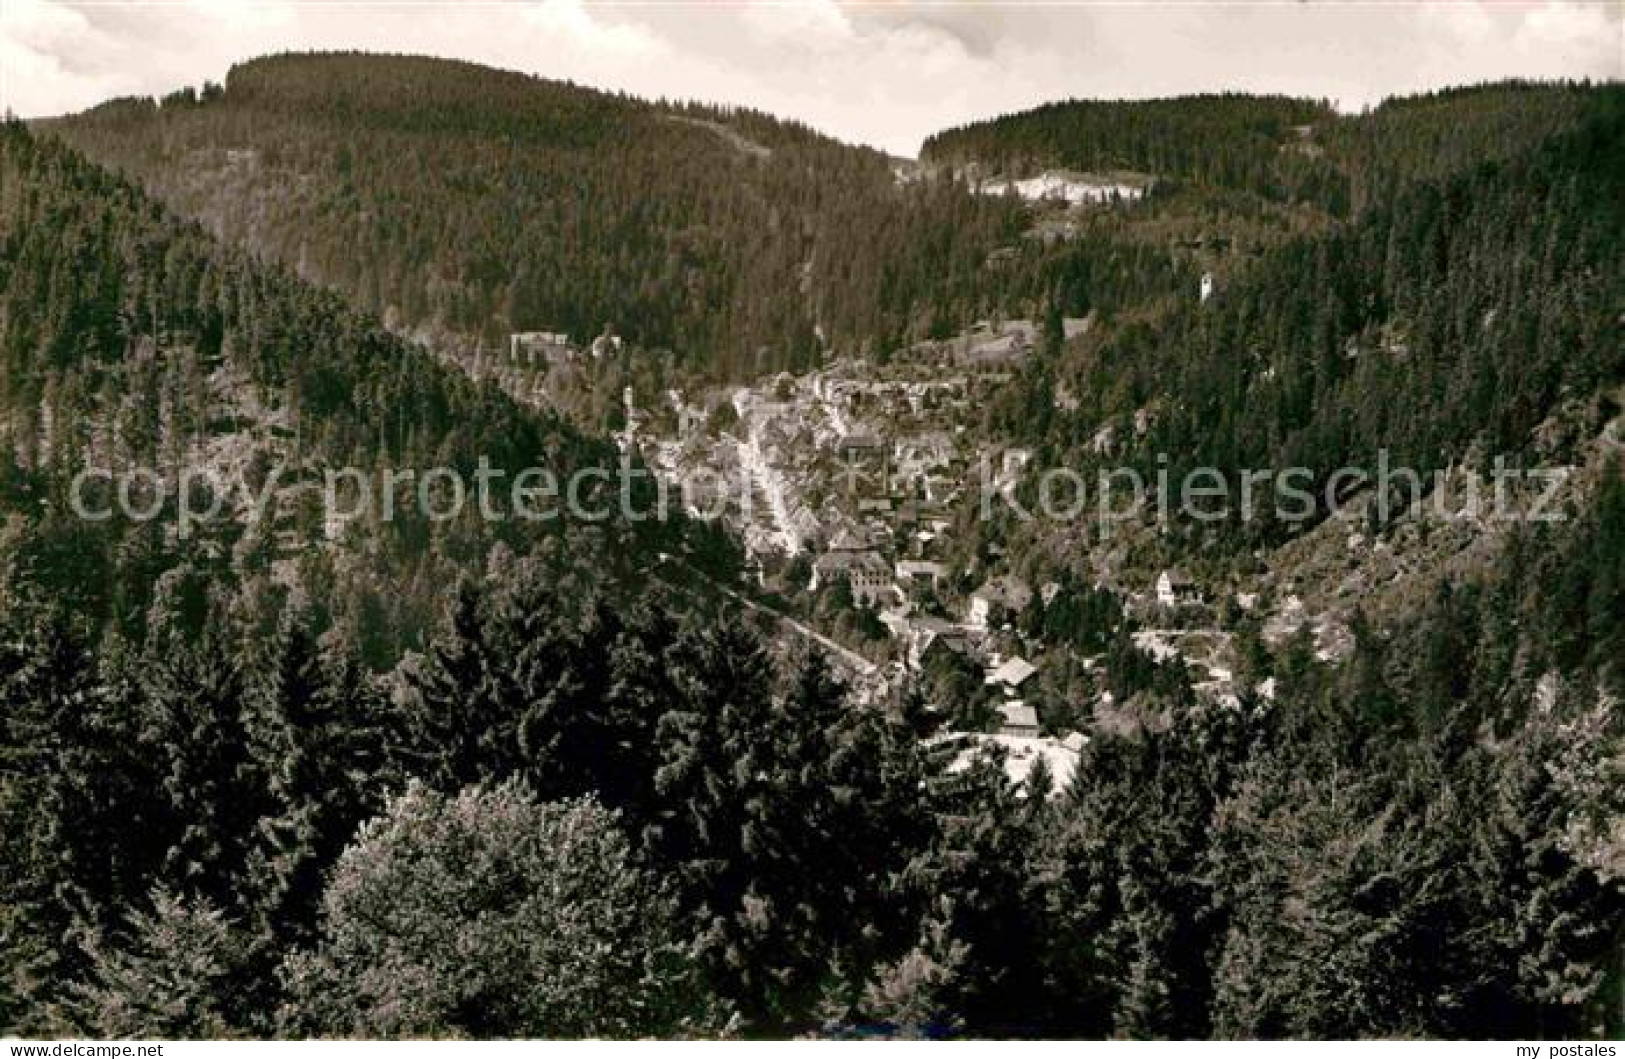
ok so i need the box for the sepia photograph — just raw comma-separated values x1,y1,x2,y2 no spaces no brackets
0,0,1620,1046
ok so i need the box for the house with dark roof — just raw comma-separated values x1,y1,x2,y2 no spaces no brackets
908,619,972,670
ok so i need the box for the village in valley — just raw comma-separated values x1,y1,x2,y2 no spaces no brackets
637,320,1102,787
457,269,1426,794
613,303,1348,791
16,54,1618,1039
410,244,1453,799
447,272,1600,797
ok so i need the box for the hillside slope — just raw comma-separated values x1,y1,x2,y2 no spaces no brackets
973,82,1623,494
922,82,1600,215
44,52,1026,378
0,117,690,664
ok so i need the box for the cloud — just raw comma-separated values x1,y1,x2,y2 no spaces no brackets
1514,1,1620,64
515,0,663,62
1,1,1618,154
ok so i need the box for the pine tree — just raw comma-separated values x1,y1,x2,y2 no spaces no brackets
647,619,918,1028
897,752,1048,1034
401,579,503,787
137,621,258,911
0,602,104,1028
244,610,398,968
70,890,241,1039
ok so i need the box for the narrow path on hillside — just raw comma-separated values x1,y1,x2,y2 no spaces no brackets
665,115,773,160
653,554,879,677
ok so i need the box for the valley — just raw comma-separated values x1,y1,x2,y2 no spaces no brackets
0,52,1620,1040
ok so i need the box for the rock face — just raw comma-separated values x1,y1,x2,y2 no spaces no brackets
973,169,1152,205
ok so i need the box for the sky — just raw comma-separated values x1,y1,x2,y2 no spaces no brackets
1,0,1620,156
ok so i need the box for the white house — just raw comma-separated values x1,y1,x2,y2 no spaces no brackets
985,655,1038,696
509,331,574,367
812,548,894,607
997,701,1040,738
1155,569,1203,608
967,574,1034,629
895,559,949,592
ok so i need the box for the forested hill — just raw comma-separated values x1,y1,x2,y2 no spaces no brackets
4,69,1625,1043
44,52,1026,378
975,81,1624,498
921,81,1601,214
49,61,1614,393
0,117,694,666
922,93,1338,203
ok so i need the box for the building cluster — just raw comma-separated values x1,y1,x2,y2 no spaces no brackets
447,328,627,415
509,328,624,366
645,323,1065,620
901,316,1089,371
640,323,1091,734
632,317,1253,788
966,168,1153,208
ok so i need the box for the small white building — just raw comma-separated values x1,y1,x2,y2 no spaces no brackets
1200,272,1215,303
967,574,1034,630
1155,569,1203,608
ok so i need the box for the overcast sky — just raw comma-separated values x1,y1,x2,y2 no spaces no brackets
2,0,1619,156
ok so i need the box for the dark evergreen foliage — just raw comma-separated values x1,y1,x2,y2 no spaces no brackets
0,70,1620,1040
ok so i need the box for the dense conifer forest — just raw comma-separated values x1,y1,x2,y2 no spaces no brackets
46,53,1032,377
981,83,1624,519
1,57,1621,1039
0,118,710,662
